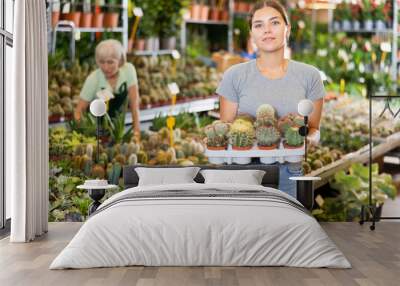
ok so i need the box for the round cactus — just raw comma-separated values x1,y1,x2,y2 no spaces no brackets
278,113,304,134
284,126,304,147
256,104,276,119
204,121,230,148
256,126,281,147
229,120,255,148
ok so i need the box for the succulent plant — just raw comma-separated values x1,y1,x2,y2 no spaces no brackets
254,117,277,129
204,120,230,148
278,113,304,134
229,120,255,148
229,131,255,148
256,125,281,147
256,104,276,119
284,127,304,147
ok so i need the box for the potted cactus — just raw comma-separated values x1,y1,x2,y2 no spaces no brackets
204,120,230,164
204,120,230,150
284,126,304,149
256,104,276,120
229,119,255,164
256,125,280,150
277,113,303,135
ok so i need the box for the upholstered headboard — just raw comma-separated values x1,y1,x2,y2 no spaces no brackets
123,164,280,190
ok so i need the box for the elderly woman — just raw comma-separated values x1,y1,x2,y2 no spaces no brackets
74,39,140,138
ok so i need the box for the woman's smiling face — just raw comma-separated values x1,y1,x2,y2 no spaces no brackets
250,6,290,53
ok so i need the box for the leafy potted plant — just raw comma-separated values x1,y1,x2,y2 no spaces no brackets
361,0,374,30
62,0,82,27
350,2,361,31
373,2,387,31
313,163,397,222
104,0,119,28
158,0,189,50
340,2,352,30
92,0,104,28
333,4,342,31
80,0,93,28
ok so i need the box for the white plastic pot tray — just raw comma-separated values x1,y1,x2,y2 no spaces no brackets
204,142,305,165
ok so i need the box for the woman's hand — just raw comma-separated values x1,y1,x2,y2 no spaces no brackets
306,129,320,146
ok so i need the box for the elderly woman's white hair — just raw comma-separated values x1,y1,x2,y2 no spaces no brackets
95,39,126,67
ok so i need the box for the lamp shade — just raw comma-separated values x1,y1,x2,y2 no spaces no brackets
298,99,314,117
89,99,106,117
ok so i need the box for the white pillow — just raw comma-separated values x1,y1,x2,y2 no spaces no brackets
200,169,266,185
136,167,200,186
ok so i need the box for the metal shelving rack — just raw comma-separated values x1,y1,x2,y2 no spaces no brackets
180,0,234,54
49,0,129,56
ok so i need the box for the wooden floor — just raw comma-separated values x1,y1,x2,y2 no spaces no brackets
0,222,399,286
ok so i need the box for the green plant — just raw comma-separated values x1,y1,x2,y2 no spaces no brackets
361,0,373,21
312,163,397,221
204,120,230,148
229,120,255,148
256,125,280,147
256,104,276,119
284,126,304,147
106,113,133,144
106,0,119,13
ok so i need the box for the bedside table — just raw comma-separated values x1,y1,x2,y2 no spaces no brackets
289,176,321,210
77,184,118,215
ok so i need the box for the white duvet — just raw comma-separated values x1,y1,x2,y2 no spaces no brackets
50,183,351,269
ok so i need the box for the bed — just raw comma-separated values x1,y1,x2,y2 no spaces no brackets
50,164,351,269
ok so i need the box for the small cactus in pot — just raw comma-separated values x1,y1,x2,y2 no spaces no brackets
229,119,255,150
256,125,281,149
278,113,304,134
256,104,276,119
284,126,304,148
204,120,230,150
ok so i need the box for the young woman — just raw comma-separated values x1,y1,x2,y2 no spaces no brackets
74,39,141,139
217,0,325,198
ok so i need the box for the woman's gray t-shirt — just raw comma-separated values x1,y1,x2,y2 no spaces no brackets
216,59,325,117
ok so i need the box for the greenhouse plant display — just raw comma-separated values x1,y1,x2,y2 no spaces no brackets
312,163,397,222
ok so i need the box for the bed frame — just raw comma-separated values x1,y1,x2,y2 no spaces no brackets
123,164,313,210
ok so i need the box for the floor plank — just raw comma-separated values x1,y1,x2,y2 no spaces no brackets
0,222,399,286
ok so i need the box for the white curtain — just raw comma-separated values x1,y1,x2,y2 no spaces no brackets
7,0,49,242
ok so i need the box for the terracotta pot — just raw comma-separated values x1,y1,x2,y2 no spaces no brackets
104,12,119,28
63,12,81,27
232,145,253,151
92,12,104,28
135,39,146,51
258,144,278,150
207,146,227,151
190,4,201,20
210,8,220,21
80,13,93,28
51,11,60,28
220,10,229,21
238,2,250,12
200,5,210,21
283,143,304,149
234,2,240,12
